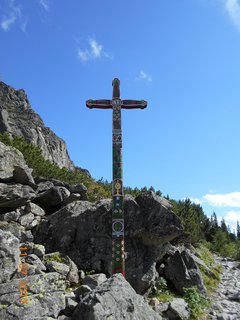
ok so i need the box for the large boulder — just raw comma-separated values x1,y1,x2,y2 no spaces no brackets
72,274,162,320
0,141,30,182
165,298,190,319
0,229,19,283
34,177,88,202
81,273,107,289
13,165,36,188
35,191,183,294
0,81,74,170
34,186,70,211
0,183,36,210
164,248,206,295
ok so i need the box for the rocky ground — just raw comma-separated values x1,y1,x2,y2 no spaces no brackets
206,256,240,320
0,140,199,319
0,131,239,320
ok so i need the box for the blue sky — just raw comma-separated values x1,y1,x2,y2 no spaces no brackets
1,0,240,232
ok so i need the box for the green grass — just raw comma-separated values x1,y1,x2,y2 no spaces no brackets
195,243,222,294
195,243,214,267
153,292,174,303
149,277,175,303
43,252,65,264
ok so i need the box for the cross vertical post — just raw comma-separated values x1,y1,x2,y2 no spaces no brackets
86,78,147,277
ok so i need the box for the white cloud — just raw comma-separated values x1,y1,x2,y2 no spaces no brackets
224,210,240,222
89,39,103,58
223,0,240,30
77,38,112,62
189,197,203,205
39,0,50,12
218,210,240,233
77,49,89,62
1,13,16,31
203,192,240,207
136,70,152,82
0,0,27,32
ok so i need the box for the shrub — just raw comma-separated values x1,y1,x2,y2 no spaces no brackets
184,287,208,320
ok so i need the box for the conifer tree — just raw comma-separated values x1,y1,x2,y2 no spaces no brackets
237,220,240,239
221,218,228,234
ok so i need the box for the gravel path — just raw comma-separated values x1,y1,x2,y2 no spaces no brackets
206,257,240,320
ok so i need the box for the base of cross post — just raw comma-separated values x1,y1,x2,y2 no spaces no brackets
112,236,125,277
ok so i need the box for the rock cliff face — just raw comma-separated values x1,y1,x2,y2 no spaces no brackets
0,81,74,169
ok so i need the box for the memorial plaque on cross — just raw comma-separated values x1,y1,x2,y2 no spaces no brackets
86,78,147,276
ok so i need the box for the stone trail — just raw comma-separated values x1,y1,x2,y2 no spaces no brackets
206,256,240,320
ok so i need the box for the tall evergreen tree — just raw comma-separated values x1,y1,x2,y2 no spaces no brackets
211,212,218,228
237,220,240,239
221,218,228,234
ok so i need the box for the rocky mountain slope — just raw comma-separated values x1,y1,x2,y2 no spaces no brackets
0,140,219,319
0,81,74,170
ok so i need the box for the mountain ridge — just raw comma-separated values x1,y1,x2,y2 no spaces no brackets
0,81,74,170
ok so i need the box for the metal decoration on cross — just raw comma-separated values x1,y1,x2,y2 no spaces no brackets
86,78,147,276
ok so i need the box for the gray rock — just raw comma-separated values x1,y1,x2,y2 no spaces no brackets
0,229,19,283
0,272,67,319
0,141,28,182
164,248,206,295
74,285,92,301
25,201,46,216
72,273,162,320
36,180,55,193
0,209,20,222
67,257,80,285
44,252,79,285
186,248,218,279
25,253,46,272
0,221,33,242
69,184,87,194
228,292,240,302
155,302,169,314
45,259,70,276
64,193,82,205
79,270,85,280
0,81,74,169
64,296,78,316
35,192,183,294
34,186,70,211
136,191,173,210
13,165,36,188
58,316,72,320
82,273,107,289
69,184,87,200
167,298,190,319
0,292,66,320
19,212,40,229
0,183,35,210
216,314,229,320
33,244,45,259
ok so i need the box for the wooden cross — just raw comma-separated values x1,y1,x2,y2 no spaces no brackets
86,78,147,276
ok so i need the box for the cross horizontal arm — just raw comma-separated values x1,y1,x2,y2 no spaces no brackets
122,100,147,109
86,99,112,109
